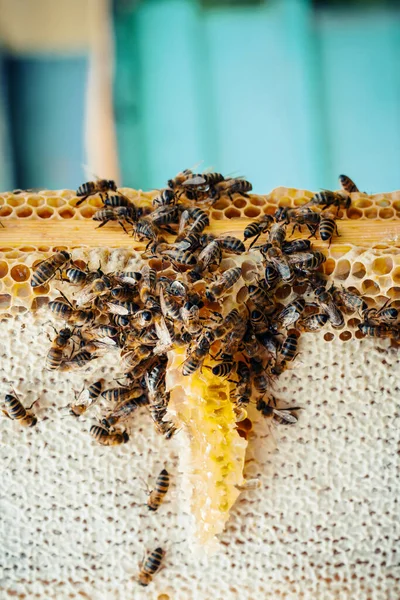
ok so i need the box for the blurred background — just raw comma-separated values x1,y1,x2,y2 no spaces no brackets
0,0,399,194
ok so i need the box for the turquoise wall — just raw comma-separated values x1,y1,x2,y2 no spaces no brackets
113,0,400,194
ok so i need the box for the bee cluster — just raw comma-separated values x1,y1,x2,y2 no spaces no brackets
3,169,398,585
24,170,400,436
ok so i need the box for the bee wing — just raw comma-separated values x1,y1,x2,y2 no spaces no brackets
75,286,98,307
235,478,262,491
159,287,170,320
182,175,207,186
178,210,190,235
273,409,299,424
154,316,173,354
287,252,314,265
106,302,130,316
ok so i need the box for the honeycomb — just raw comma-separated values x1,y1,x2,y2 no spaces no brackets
0,187,399,345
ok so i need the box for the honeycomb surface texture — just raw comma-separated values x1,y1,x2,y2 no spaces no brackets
0,188,399,598
0,313,399,599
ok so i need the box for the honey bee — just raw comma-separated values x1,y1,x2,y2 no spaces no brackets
319,209,339,246
277,297,306,328
339,174,359,194
263,246,294,283
271,332,299,376
256,397,301,424
68,380,104,417
139,266,158,307
159,286,182,321
194,240,222,274
113,271,142,286
231,360,252,409
185,207,209,235
357,323,394,338
145,468,170,511
299,313,329,331
205,266,242,302
240,323,263,358
362,299,398,325
180,302,203,335
247,282,272,309
133,217,159,244
183,172,225,189
182,331,214,376
250,357,269,395
48,297,74,321
62,349,97,370
202,234,245,255
167,168,194,190
330,285,367,315
314,286,344,328
31,251,71,287
264,264,280,289
281,239,311,254
249,308,270,336
103,194,132,208
160,248,197,269
307,190,351,212
244,215,274,248
152,188,177,207
209,356,234,377
276,207,320,237
2,391,37,427
75,273,112,307
214,308,242,339
65,266,89,285
90,423,129,445
93,206,137,233
150,205,180,232
46,327,74,370
137,547,166,586
288,251,326,271
76,179,118,205
102,394,148,428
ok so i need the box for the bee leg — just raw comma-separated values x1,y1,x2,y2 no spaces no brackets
75,194,91,207
248,234,261,250
117,220,130,235
0,221,4,228
1,409,11,419
95,219,110,229
26,399,39,411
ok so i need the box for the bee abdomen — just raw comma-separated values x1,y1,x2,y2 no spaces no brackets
5,395,26,420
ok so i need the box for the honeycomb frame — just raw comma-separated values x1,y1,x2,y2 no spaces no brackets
0,186,399,345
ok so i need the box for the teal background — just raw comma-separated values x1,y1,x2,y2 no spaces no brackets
1,0,400,194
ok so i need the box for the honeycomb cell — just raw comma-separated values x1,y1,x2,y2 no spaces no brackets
352,262,366,279
80,206,97,219
379,208,394,219
365,208,378,219
250,196,266,207
72,259,87,270
354,198,372,209
275,284,292,300
324,333,334,342
38,246,50,252
330,245,352,259
213,199,230,211
241,261,256,281
347,318,361,328
238,418,252,432
0,206,12,217
47,197,65,208
236,286,248,304
7,196,24,207
224,207,241,219
31,296,50,310
387,286,400,299
33,284,50,295
278,197,291,207
0,247,12,252
37,207,54,219
372,257,393,275
27,196,44,207
5,251,23,259
16,206,33,218
0,197,3,205
20,247,36,253
339,331,352,341
293,198,308,207
13,283,32,298
10,264,30,282
243,206,260,218
264,205,277,216
59,208,76,219
233,198,247,209
347,207,363,219
0,261,8,278
362,279,380,295
355,329,364,339
392,268,400,285
334,260,351,281
377,198,390,207
88,196,104,208
211,211,223,220
0,293,11,309
393,200,400,211
323,258,336,276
